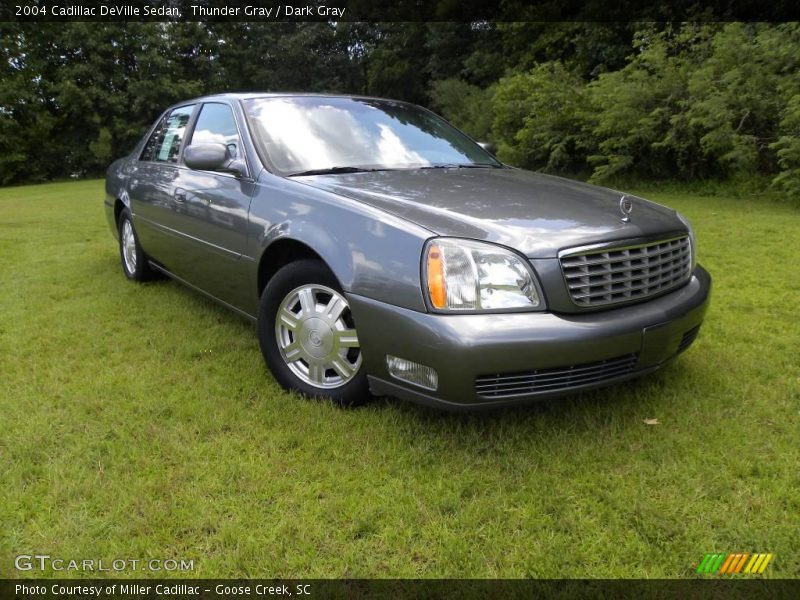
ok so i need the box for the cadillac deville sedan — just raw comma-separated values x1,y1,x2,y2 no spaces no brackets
105,93,711,409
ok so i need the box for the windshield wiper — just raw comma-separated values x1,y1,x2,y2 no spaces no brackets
287,166,389,177
288,163,503,176
416,163,503,170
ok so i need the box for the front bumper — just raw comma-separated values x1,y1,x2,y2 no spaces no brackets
350,265,711,410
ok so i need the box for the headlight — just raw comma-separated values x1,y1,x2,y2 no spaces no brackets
424,238,544,311
676,212,697,270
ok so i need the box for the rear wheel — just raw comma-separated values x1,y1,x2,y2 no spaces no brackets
258,260,371,407
118,209,154,282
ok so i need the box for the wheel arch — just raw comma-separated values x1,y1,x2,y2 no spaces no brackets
256,236,344,299
114,198,126,227
113,187,132,227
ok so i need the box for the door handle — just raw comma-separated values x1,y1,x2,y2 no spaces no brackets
174,188,187,202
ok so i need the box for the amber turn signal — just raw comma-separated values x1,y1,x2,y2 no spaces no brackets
427,244,447,308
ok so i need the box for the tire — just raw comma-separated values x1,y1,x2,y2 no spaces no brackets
258,259,371,407
118,208,154,282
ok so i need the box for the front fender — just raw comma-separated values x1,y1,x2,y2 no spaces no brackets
250,173,433,312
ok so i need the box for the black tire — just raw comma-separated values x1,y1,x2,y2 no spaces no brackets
118,208,154,282
258,259,371,407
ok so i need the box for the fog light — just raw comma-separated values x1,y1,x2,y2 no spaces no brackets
386,355,438,391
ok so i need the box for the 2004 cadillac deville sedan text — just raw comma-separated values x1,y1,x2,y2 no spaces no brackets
105,93,711,409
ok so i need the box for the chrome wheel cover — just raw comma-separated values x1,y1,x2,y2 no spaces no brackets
121,219,137,274
275,284,361,389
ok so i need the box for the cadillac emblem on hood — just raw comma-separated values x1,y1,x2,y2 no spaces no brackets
619,195,633,222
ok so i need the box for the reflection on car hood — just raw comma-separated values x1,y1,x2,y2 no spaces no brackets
296,168,686,258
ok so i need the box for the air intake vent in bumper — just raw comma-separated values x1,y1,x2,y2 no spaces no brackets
677,324,702,354
475,353,639,398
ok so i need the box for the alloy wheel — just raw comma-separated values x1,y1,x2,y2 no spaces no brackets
274,284,362,389
121,218,137,274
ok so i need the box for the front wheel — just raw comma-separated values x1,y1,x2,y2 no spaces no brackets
258,260,371,407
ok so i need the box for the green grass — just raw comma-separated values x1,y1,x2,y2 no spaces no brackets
1,179,798,579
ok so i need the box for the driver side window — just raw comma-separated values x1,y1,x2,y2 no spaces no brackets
188,103,241,160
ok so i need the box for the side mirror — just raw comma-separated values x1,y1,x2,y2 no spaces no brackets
478,141,496,155
184,143,247,177
184,143,228,171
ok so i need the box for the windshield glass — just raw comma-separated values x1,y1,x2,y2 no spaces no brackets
243,96,500,174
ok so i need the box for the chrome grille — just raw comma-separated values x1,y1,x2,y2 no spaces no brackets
475,353,639,398
560,237,691,308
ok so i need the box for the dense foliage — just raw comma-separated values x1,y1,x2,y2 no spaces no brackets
1,22,798,197
439,22,800,196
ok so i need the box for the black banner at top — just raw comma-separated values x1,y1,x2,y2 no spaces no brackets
3,0,800,22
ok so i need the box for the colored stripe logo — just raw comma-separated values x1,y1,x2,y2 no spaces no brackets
697,553,773,574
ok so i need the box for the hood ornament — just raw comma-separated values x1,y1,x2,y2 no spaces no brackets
619,195,633,222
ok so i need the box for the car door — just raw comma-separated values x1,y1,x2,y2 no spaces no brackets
127,104,197,268
170,101,257,309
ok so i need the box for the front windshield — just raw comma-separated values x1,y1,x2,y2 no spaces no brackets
243,96,500,174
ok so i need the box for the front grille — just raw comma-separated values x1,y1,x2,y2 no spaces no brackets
475,353,639,398
677,324,702,354
560,236,692,308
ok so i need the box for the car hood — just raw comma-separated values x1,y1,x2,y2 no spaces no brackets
296,167,686,258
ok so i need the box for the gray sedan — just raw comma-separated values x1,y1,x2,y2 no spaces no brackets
105,93,711,409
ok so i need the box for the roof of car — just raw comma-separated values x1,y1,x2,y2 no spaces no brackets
182,92,404,104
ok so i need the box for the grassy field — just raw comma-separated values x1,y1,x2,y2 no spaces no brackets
1,179,798,579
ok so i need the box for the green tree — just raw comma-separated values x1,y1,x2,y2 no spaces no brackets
490,62,591,173
429,78,494,141
365,23,430,104
585,24,718,181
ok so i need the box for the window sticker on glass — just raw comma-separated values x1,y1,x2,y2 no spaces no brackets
158,133,177,161
150,106,194,163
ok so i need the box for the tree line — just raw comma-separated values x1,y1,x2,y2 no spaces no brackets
1,22,798,198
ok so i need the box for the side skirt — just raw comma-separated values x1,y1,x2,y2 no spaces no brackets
148,261,258,324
